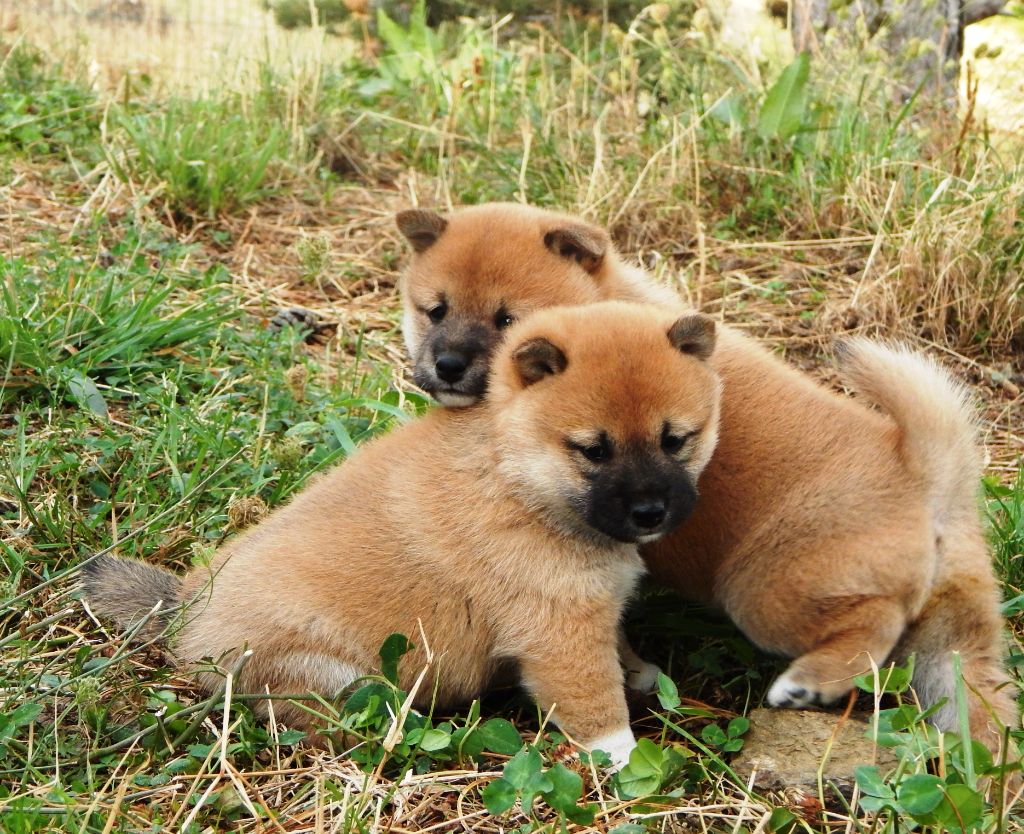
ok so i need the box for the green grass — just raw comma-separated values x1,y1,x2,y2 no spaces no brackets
108,98,289,218
0,221,418,832
1,7,1023,832
0,227,407,558
989,471,1024,747
0,46,101,160
989,471,1024,600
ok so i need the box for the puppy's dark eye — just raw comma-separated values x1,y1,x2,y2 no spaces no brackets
579,444,609,463
427,301,448,323
494,308,515,330
568,436,612,463
662,426,695,455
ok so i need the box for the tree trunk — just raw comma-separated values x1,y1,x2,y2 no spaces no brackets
963,0,1007,24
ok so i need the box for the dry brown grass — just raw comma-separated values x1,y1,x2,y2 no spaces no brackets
3,6,1023,831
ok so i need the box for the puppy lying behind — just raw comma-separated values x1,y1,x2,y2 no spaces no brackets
82,301,722,768
396,203,1019,756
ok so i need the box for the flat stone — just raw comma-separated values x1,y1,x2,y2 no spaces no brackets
732,708,898,797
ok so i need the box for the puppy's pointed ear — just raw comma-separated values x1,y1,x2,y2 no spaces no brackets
668,313,716,360
512,338,568,387
396,209,448,253
543,223,609,273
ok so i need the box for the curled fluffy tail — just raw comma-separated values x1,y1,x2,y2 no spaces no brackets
81,555,182,639
836,338,981,525
838,339,1019,751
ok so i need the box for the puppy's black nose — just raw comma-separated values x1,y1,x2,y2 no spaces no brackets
630,499,667,530
435,352,469,383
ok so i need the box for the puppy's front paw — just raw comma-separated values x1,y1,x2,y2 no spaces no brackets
584,725,636,772
625,660,663,694
767,670,825,709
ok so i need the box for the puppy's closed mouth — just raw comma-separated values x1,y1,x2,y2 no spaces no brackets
433,389,480,407
607,527,674,546
412,366,486,408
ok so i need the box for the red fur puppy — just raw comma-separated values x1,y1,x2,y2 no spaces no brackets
396,202,1018,758
83,301,722,768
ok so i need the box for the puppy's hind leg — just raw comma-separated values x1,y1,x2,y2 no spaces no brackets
898,575,1018,757
767,595,907,709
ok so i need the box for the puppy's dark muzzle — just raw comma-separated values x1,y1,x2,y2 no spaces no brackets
412,356,489,405
583,471,699,544
414,322,495,405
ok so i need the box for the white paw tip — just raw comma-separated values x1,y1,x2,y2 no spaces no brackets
767,673,819,709
586,726,636,772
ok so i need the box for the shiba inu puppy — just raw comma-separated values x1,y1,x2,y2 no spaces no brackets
82,301,722,768
395,203,1019,756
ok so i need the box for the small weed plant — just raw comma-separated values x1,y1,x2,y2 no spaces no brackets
108,98,288,218
0,46,100,158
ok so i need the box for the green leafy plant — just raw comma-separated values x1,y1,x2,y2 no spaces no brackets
853,654,916,696
482,746,596,824
852,657,1019,832
855,766,987,832
0,798,47,834
0,703,42,756
614,737,690,798
324,633,527,775
701,716,749,753
365,0,443,98
757,52,811,142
